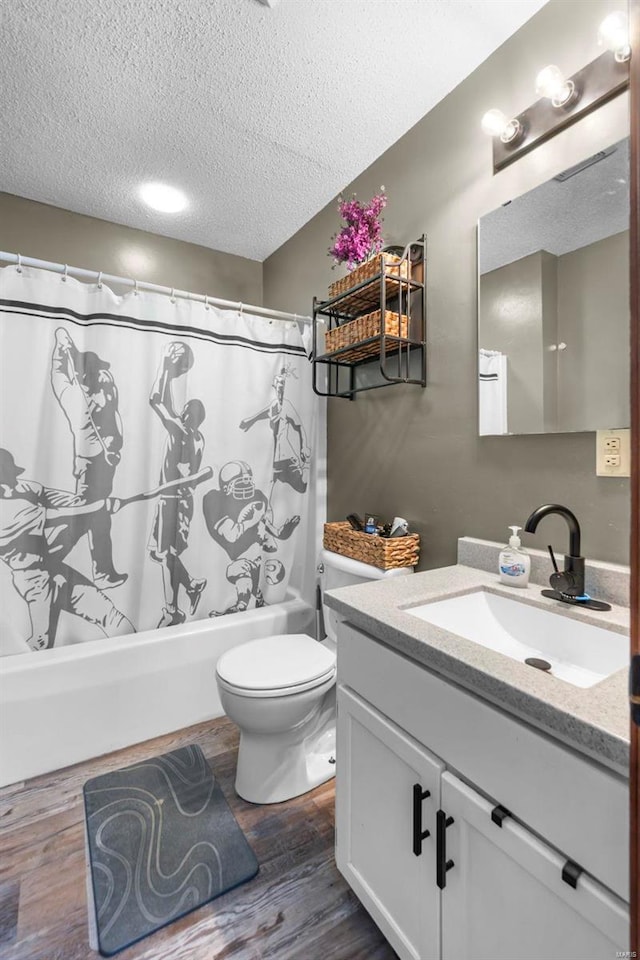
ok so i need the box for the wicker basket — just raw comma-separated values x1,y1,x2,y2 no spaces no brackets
324,309,408,362
324,521,419,570
328,252,409,300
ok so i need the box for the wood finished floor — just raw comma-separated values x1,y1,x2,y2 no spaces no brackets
0,717,398,960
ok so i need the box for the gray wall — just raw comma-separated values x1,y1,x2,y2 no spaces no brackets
557,230,629,431
263,0,631,567
541,252,559,433
0,193,263,304
480,251,555,435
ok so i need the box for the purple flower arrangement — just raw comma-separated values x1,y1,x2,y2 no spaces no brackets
329,189,387,271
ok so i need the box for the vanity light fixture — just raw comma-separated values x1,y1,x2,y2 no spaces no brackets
535,65,576,107
139,182,188,214
483,36,630,174
480,109,522,144
598,11,632,62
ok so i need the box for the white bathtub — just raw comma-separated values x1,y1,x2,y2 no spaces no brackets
0,596,314,787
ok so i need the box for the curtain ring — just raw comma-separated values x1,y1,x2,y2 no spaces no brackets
16,254,22,274
133,279,139,296
204,295,209,311
97,271,103,289
170,288,176,304
239,302,244,316
62,264,69,282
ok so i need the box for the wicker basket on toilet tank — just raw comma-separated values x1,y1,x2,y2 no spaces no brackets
323,522,419,570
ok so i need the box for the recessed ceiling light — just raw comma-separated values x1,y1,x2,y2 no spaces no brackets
139,182,188,213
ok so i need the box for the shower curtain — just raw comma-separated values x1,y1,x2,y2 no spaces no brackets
0,266,316,655
479,348,508,436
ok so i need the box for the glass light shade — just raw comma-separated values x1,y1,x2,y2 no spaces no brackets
535,65,574,106
481,109,521,143
481,109,509,137
139,182,188,213
598,11,631,61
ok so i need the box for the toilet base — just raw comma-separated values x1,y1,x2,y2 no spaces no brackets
235,695,336,804
235,726,336,804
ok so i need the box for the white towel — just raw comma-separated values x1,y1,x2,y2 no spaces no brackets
479,349,508,435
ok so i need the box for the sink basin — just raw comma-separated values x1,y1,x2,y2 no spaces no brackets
406,590,628,688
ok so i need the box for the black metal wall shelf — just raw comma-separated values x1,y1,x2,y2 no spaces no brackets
312,235,427,399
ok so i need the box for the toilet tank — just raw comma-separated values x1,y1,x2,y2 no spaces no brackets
319,547,413,645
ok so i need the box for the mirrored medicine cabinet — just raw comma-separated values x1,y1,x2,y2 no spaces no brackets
477,136,630,437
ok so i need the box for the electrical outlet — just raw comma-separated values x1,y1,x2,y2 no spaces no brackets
596,429,630,477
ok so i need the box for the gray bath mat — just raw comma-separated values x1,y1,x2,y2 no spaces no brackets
83,744,258,956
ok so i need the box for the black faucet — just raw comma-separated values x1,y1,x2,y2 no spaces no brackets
523,504,611,611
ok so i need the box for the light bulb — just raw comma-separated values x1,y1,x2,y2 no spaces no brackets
481,109,521,143
535,64,575,107
598,11,631,62
139,182,188,213
481,109,507,137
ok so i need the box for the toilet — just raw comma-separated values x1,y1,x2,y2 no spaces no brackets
216,549,413,804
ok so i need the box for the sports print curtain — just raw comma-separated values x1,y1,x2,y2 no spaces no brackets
0,266,315,655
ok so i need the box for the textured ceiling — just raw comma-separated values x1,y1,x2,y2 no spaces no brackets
479,137,630,274
1,0,547,262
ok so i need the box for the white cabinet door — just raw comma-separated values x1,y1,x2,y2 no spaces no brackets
440,771,629,960
336,685,444,960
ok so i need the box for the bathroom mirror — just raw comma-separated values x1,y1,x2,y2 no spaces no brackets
477,136,629,436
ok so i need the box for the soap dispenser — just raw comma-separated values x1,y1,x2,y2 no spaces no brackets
499,526,531,587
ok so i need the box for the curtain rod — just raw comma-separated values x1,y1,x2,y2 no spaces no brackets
0,250,313,326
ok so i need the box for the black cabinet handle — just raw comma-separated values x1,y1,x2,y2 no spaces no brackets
412,783,431,856
436,809,455,888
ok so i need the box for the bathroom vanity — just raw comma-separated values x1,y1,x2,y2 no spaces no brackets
325,540,631,960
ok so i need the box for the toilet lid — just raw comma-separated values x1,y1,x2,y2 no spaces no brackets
216,634,336,691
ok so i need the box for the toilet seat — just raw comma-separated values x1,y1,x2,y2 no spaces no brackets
216,633,336,699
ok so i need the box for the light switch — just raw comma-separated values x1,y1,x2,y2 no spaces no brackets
596,429,630,477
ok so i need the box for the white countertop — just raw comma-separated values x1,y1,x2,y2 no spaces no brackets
325,564,630,774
